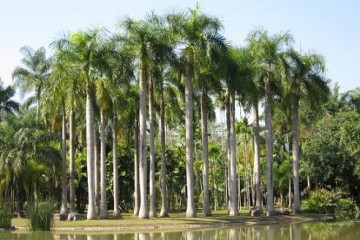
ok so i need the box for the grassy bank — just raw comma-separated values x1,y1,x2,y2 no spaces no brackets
11,210,330,232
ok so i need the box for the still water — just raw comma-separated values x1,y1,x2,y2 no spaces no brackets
1,221,360,240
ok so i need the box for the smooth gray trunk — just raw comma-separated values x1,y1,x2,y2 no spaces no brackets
226,98,231,212
86,86,96,219
60,105,68,215
292,99,301,213
185,64,196,217
112,116,121,217
201,87,211,216
148,76,157,218
138,68,149,218
133,119,140,216
307,176,310,189
228,91,239,216
99,110,108,218
69,110,76,212
264,80,275,216
159,86,169,217
94,125,99,215
288,179,292,209
252,101,262,210
36,90,41,123
286,135,292,209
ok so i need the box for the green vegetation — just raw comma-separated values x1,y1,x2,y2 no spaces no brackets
27,201,56,231
303,189,356,219
11,211,323,230
0,201,12,229
0,4,359,229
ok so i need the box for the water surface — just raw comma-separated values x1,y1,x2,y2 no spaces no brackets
1,221,359,240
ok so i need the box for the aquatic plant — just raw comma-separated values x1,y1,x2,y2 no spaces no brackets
27,201,56,231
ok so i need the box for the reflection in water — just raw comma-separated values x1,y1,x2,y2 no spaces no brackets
1,221,360,240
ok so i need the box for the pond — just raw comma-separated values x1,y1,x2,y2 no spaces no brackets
1,221,359,240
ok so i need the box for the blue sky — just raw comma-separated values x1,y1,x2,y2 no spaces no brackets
1,0,359,93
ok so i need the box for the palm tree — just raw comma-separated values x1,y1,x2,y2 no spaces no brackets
285,49,330,213
106,38,135,218
159,69,183,217
42,64,69,217
167,4,223,217
1,108,60,217
120,17,155,218
145,12,179,217
54,47,84,213
55,29,106,219
234,45,263,210
0,81,19,121
196,20,226,217
12,46,51,121
95,78,112,219
246,29,293,215
341,88,360,113
223,48,245,216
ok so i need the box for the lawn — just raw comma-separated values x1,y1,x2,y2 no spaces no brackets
11,210,326,232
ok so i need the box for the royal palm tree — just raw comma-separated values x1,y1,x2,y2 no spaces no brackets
54,29,106,219
246,29,293,215
106,37,135,217
120,17,155,218
284,49,329,213
95,77,112,219
50,38,84,213
223,47,246,216
12,46,51,121
159,68,184,217
145,12,180,217
196,20,226,217
167,4,224,217
234,45,263,210
42,62,70,217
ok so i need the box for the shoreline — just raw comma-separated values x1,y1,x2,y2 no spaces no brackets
12,215,336,232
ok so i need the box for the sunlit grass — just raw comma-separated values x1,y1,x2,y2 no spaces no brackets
11,209,324,232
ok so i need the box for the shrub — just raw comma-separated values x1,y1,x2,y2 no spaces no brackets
336,198,355,219
355,206,360,219
303,189,337,214
303,189,356,218
0,201,12,229
27,201,56,231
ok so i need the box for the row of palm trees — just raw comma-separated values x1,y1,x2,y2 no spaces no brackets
8,6,330,219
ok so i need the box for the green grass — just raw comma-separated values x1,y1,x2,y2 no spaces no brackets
11,210,325,232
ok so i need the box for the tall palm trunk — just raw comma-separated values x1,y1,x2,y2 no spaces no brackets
226,96,231,211
99,110,108,218
264,80,275,216
292,99,301,213
60,103,68,216
138,68,149,219
148,76,157,218
185,63,196,218
228,91,239,216
159,86,169,217
94,125,99,214
69,109,76,212
112,115,121,217
86,85,96,220
201,87,211,216
133,118,140,216
252,101,262,210
36,89,41,123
